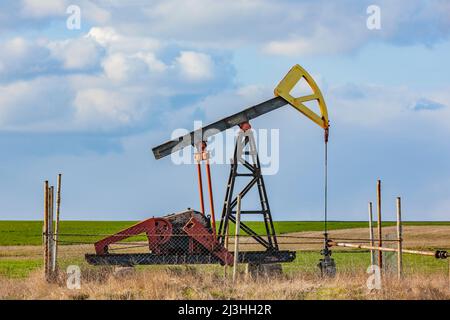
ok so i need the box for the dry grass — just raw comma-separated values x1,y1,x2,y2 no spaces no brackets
1,266,449,300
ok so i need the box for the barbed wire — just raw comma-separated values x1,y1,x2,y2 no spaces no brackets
53,232,401,242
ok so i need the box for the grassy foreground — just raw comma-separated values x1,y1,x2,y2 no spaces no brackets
1,220,448,299
1,261,449,300
1,220,450,246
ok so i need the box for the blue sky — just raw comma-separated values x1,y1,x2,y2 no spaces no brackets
0,0,449,221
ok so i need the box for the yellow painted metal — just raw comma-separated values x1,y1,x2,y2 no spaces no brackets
274,64,329,129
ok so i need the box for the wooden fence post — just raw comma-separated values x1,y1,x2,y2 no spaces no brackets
43,181,49,281
377,180,383,272
52,174,62,275
232,194,242,283
368,202,375,266
448,259,450,291
48,186,55,281
224,223,229,278
396,197,403,280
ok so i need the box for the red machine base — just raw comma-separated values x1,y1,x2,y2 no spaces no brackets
92,209,233,266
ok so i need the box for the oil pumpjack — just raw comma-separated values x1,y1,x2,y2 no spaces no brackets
85,64,335,274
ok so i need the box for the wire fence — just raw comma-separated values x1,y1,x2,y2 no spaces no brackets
45,231,450,279
1,226,448,282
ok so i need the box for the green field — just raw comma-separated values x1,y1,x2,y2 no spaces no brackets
1,220,449,279
0,259,42,278
0,221,450,278
1,220,450,246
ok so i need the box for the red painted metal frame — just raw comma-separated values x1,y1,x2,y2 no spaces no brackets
94,214,233,266
195,142,217,236
183,216,234,265
94,217,172,255
205,159,216,236
196,162,206,215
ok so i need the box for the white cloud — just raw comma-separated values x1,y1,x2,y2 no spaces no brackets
4,37,29,56
101,52,166,83
92,0,449,55
264,39,312,56
102,53,129,82
176,51,214,81
48,37,102,70
0,37,54,81
0,27,232,133
21,0,67,18
135,52,167,73
0,35,103,79
87,27,161,54
0,77,72,131
0,35,102,79
419,89,450,131
87,27,165,83
176,84,272,126
88,27,120,46
0,1,447,56
263,0,450,56
264,23,366,56
79,0,111,25
73,88,137,128
140,0,278,43
323,83,450,138
328,84,414,126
